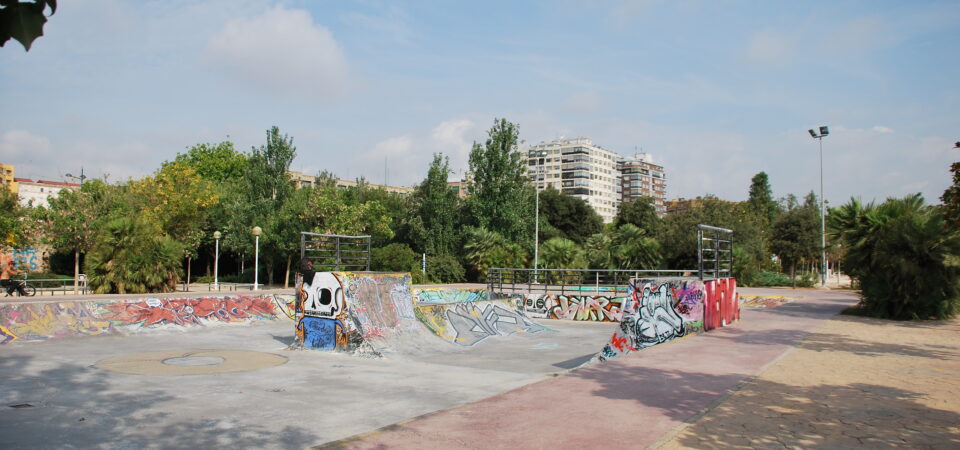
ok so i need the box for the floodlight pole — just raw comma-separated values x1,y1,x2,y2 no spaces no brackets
809,127,829,288
532,151,546,283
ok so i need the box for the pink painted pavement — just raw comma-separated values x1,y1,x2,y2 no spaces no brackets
326,289,858,449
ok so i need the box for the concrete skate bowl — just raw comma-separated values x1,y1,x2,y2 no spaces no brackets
0,294,295,345
295,272,551,356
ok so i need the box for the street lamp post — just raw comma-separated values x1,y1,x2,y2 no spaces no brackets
252,226,262,290
65,167,87,184
531,150,547,283
213,231,221,291
808,126,829,287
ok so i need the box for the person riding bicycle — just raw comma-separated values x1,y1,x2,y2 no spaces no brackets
1,260,28,296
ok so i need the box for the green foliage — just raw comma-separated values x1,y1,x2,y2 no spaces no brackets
732,246,758,286
0,0,56,51
371,243,419,273
409,154,461,255
0,188,26,249
830,194,960,320
770,201,820,284
748,172,778,224
940,144,960,229
584,233,616,270
463,227,528,281
612,224,661,270
425,254,465,283
658,197,765,272
539,187,603,245
86,217,183,294
170,141,249,183
466,118,533,244
539,237,586,270
614,196,660,236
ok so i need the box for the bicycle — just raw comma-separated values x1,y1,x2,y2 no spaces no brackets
3,277,36,297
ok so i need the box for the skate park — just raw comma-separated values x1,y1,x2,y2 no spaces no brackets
0,230,881,448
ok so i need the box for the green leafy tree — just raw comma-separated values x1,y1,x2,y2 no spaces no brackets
466,118,532,244
584,233,616,270
266,187,315,287
425,254,465,283
830,194,960,320
463,227,528,281
613,224,662,270
86,217,183,294
539,237,586,269
371,242,420,272
0,0,56,51
0,188,27,250
409,154,461,255
538,186,603,245
940,142,960,229
613,196,660,236
169,141,249,183
770,205,819,287
658,196,765,273
748,172,778,224
45,180,129,293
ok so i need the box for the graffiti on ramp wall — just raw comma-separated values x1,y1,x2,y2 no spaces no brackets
599,278,730,361
522,294,626,322
416,300,547,346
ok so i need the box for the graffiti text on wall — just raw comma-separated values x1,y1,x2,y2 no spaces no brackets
522,295,625,322
102,296,277,326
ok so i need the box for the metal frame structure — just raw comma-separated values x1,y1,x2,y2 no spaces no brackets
697,224,733,280
299,232,371,271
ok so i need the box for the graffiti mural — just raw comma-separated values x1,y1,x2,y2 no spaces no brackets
741,295,795,308
2,247,45,272
299,316,348,350
520,295,625,322
599,278,726,361
102,296,277,326
1,294,285,344
417,300,546,346
704,278,739,331
301,272,346,318
415,288,488,304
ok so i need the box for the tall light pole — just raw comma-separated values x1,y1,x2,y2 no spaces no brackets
252,226,262,290
213,231,221,291
65,167,86,184
808,126,829,287
531,150,547,283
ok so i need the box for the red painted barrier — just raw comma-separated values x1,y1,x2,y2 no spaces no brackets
704,278,739,331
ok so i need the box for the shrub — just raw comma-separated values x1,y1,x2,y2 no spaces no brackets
752,271,793,287
86,217,183,294
371,243,419,273
425,254,465,283
830,194,960,320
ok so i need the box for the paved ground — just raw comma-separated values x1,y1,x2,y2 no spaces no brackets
0,314,612,449
658,312,960,449
5,286,956,449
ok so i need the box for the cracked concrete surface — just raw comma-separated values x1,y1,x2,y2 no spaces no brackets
658,314,960,449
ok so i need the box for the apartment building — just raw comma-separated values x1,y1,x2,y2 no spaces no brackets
526,137,622,223
618,153,667,216
1,163,16,193
288,170,414,195
15,178,81,207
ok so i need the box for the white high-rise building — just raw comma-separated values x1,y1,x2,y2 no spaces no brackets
526,137,622,223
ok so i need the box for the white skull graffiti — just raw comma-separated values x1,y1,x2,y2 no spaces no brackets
303,272,345,318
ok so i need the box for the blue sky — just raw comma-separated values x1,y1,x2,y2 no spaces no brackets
2,0,958,205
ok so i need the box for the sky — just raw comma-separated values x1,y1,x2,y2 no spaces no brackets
2,0,958,206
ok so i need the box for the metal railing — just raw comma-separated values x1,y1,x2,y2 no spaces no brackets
697,224,733,280
300,232,371,271
20,276,87,296
486,268,697,296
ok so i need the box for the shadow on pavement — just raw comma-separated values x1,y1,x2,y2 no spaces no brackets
669,377,960,448
0,353,317,448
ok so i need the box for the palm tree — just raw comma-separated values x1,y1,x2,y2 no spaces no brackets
539,237,586,283
614,224,662,270
87,217,183,294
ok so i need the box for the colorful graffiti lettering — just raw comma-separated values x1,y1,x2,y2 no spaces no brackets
521,295,625,322
741,295,796,308
443,302,546,346
599,278,732,361
102,296,277,326
1,302,114,342
415,288,488,304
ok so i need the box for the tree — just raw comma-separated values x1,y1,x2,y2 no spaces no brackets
0,188,27,250
266,187,314,288
657,196,766,273
770,205,819,287
463,227,527,281
539,187,603,245
129,161,219,284
45,180,128,293
584,233,616,270
830,194,960,320
612,224,661,270
409,154,461,255
0,0,56,51
466,118,532,244
539,237,586,270
169,141,249,183
748,172,778,224
940,142,960,229
86,217,182,294
613,196,660,236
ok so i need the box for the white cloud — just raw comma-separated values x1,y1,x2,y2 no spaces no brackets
871,125,894,134
205,5,350,100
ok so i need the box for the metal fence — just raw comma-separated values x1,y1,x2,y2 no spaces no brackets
299,232,371,271
21,276,87,296
486,268,696,296
697,224,734,280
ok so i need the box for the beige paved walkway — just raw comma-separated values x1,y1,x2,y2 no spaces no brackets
658,313,960,449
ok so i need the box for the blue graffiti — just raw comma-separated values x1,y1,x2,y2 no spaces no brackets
301,316,342,350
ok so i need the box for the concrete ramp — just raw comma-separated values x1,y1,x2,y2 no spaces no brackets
297,272,451,356
415,298,548,346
